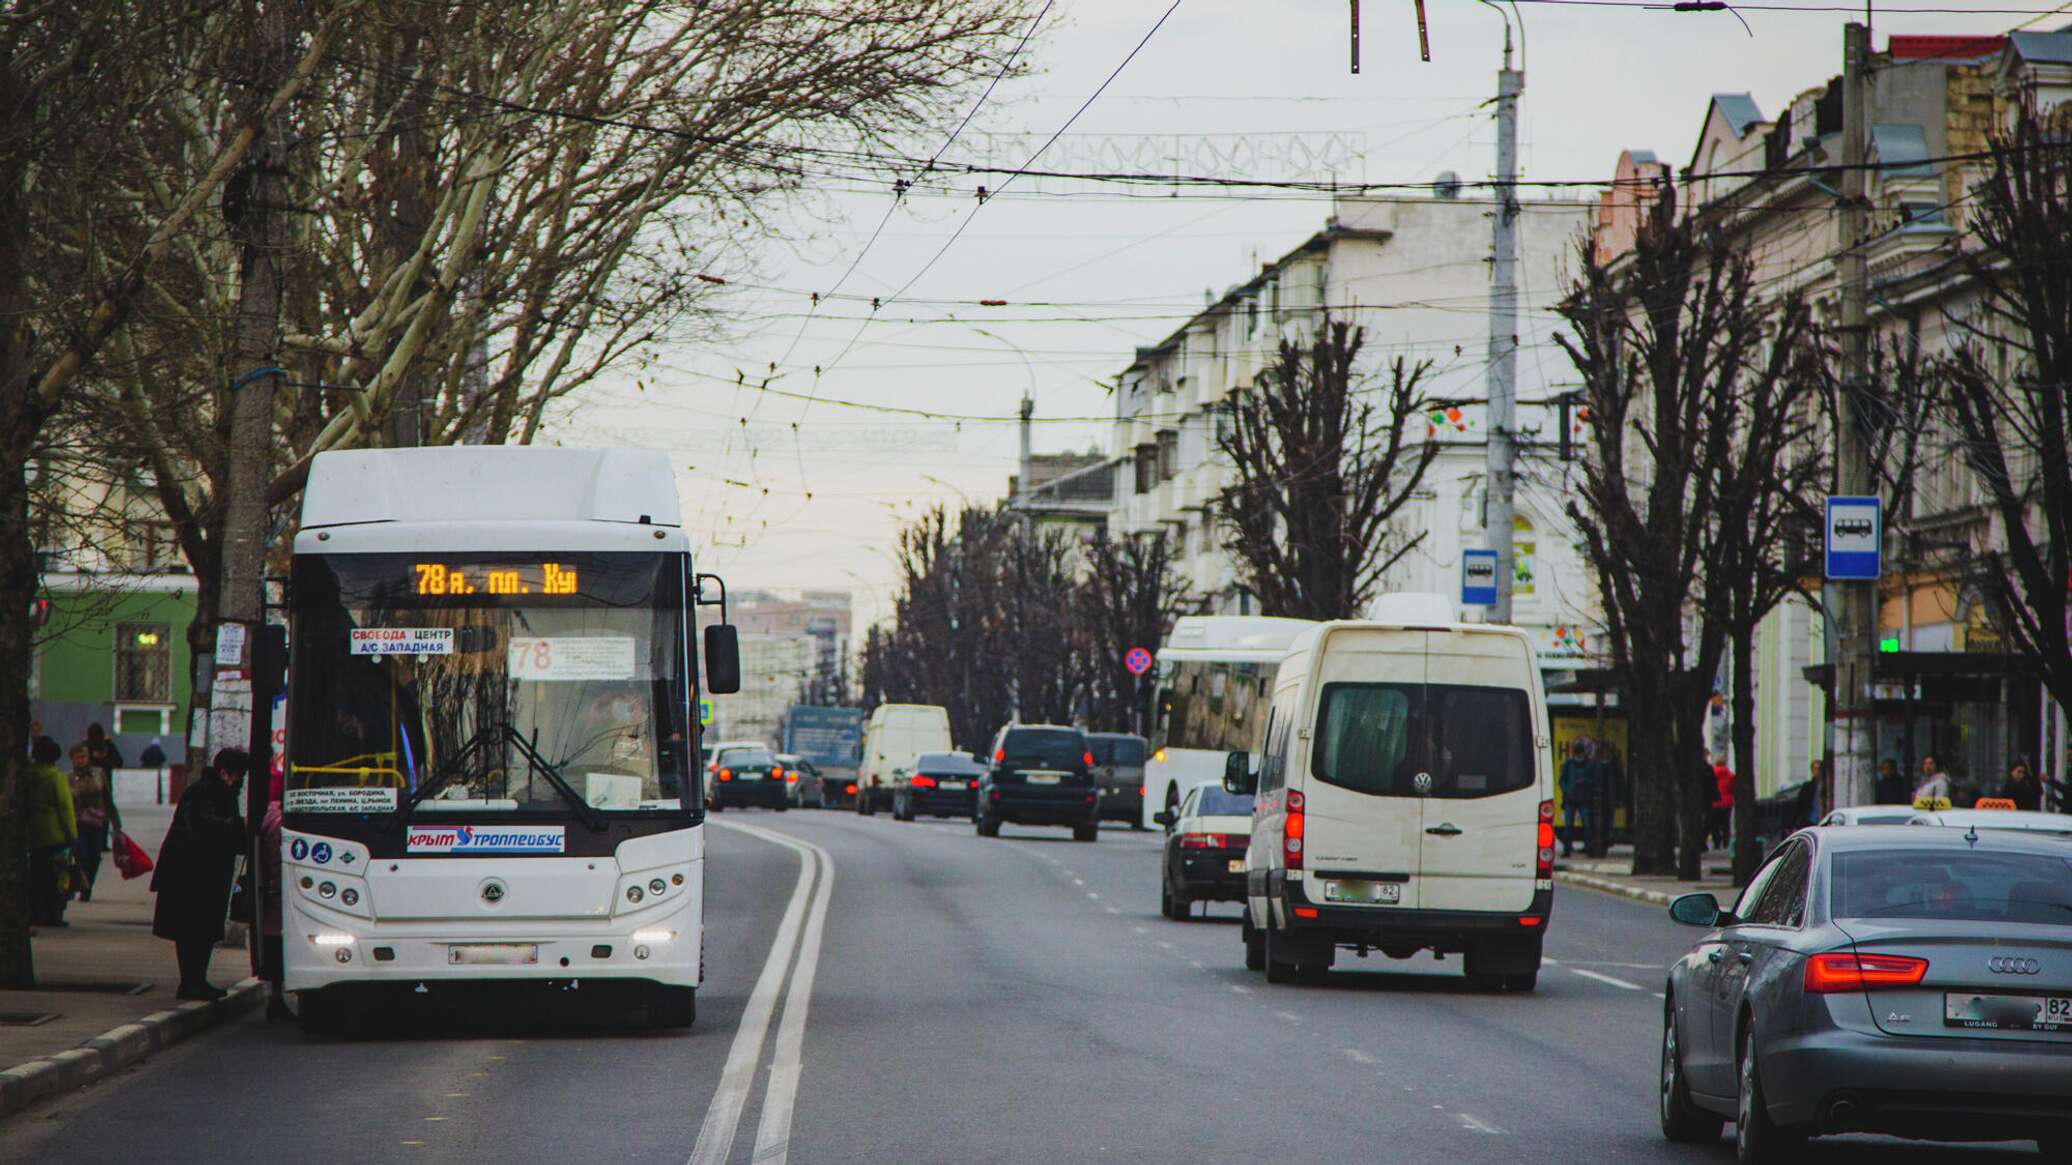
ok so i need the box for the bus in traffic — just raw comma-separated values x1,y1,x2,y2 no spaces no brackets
279,447,738,1033
1142,615,1315,828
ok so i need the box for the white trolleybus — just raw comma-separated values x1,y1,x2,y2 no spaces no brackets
1142,615,1317,829
280,447,739,1033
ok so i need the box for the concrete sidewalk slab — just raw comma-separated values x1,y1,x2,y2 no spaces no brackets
1,796,261,1121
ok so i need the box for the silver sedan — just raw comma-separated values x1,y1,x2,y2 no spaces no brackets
1659,825,2072,1162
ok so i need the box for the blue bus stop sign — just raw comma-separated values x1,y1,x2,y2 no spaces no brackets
1825,495,1881,580
1462,549,1499,607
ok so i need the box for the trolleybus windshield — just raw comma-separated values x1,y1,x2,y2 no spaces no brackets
288,551,692,816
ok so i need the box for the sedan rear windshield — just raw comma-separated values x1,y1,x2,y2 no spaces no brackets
718,747,775,770
917,752,983,775
1090,736,1147,766
1196,788,1254,817
1834,851,2072,925
1002,729,1087,768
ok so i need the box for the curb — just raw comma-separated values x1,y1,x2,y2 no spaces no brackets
1556,869,1681,907
0,977,264,1121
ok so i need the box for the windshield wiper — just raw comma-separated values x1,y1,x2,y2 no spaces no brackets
505,726,606,832
394,726,503,819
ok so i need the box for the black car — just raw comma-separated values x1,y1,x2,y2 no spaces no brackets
1155,783,1253,919
975,724,1101,842
1088,732,1149,828
894,752,984,820
709,744,788,811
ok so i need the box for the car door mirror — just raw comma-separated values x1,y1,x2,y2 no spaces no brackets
1153,809,1175,828
703,624,741,694
1223,751,1256,796
1668,892,1728,928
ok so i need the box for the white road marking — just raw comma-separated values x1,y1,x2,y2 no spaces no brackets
1186,960,1205,970
1087,892,1101,900
1156,941,1175,950
1132,926,1148,935
688,821,818,1165
1540,957,1560,965
751,830,835,1165
1455,1113,1505,1135
1568,967,1645,991
1342,1049,1375,1064
1104,906,1120,915
1273,1010,1302,1023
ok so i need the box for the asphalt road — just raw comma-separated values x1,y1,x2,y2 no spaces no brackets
2,811,2041,1164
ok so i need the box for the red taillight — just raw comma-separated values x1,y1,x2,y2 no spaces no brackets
784,770,799,783
771,767,784,780
1519,916,1543,927
910,774,938,789
995,748,1006,763
718,768,733,781
1221,833,1247,849
1138,785,1145,797
1179,832,1216,849
844,783,858,795
1284,790,1305,871
708,761,718,772
1804,952,1930,993
1292,906,1319,919
1536,800,1556,878
1084,752,1095,767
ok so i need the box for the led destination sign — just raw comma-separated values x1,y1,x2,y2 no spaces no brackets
412,562,579,597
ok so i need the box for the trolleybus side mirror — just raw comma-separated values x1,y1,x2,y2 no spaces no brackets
1223,750,1256,796
704,624,741,694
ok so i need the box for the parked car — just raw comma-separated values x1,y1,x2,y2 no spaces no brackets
1089,732,1149,829
1907,808,2072,838
1225,593,1553,989
1819,806,1918,826
975,724,1101,842
856,703,953,816
894,752,984,820
1661,825,2072,1161
1155,783,1253,920
709,743,787,811
778,754,822,809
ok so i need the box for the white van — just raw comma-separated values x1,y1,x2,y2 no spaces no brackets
856,703,953,816
1229,597,1554,990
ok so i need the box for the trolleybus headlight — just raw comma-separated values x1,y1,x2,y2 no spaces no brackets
318,881,337,898
632,929,674,943
626,885,644,904
649,878,667,896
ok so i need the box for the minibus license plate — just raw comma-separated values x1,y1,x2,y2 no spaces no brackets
448,943,539,966
1323,880,1400,905
1945,992,2072,1032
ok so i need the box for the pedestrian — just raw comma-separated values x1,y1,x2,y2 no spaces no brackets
258,768,291,1021
2001,760,2043,813
1797,758,1824,826
1708,754,1735,849
26,736,77,926
151,748,250,1000
1873,758,1907,806
67,742,123,902
140,737,167,770
82,722,124,771
1913,753,1952,808
1558,739,1597,858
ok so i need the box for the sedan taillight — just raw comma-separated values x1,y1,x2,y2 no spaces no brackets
1178,832,1217,849
910,775,938,789
1804,952,1929,993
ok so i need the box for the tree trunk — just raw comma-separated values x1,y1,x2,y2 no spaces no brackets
1731,619,1760,885
1626,682,1678,876
1675,706,1709,882
0,430,38,987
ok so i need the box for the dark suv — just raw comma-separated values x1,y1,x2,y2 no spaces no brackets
975,724,1101,842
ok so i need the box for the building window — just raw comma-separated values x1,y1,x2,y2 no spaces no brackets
1135,445,1158,495
1156,430,1179,482
124,520,178,569
114,623,172,702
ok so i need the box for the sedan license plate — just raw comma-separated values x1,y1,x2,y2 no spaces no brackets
1945,992,2072,1033
738,772,763,781
448,943,539,966
1323,879,1401,905
1026,773,1060,785
937,780,965,789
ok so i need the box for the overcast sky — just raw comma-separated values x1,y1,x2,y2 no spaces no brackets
559,0,2040,629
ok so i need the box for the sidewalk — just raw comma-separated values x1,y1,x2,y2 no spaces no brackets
1,790,263,1119
1554,844,1739,908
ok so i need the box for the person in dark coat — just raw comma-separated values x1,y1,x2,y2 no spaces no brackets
82,722,124,771
152,748,250,1000
2002,761,2043,813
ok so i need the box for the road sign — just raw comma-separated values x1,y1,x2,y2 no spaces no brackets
1462,549,1499,607
1124,646,1154,676
1825,495,1881,580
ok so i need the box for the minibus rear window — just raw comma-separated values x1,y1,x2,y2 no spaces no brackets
1312,683,1534,799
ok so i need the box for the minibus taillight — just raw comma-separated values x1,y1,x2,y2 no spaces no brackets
1284,790,1305,871
1536,799,1555,878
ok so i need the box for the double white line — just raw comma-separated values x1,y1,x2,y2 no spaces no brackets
688,820,835,1165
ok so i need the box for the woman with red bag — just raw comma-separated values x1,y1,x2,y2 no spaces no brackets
66,742,122,901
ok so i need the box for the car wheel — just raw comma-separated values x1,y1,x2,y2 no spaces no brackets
1072,823,1098,843
976,814,1000,838
1737,1024,1804,1164
860,791,877,816
1262,921,1298,984
1660,1000,1723,1143
893,798,910,822
774,799,788,813
710,800,724,813
1242,912,1266,971
648,985,697,1029
1502,970,1538,992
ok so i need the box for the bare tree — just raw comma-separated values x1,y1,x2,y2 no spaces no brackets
1216,320,1438,620
1079,531,1186,734
1936,102,2072,726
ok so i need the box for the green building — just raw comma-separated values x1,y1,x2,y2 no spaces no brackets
33,571,199,767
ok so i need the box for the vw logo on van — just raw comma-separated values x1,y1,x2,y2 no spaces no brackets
1988,956,2040,975
480,880,507,905
1412,772,1433,795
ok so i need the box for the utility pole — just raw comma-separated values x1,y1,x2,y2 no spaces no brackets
203,2,297,760
1483,22,1522,625
1834,21,1876,809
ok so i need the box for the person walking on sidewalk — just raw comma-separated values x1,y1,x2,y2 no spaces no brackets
1707,754,1735,851
151,748,250,1000
67,742,123,902
26,736,78,926
1558,740,1598,858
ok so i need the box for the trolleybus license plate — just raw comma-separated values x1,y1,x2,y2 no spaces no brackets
448,943,540,966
